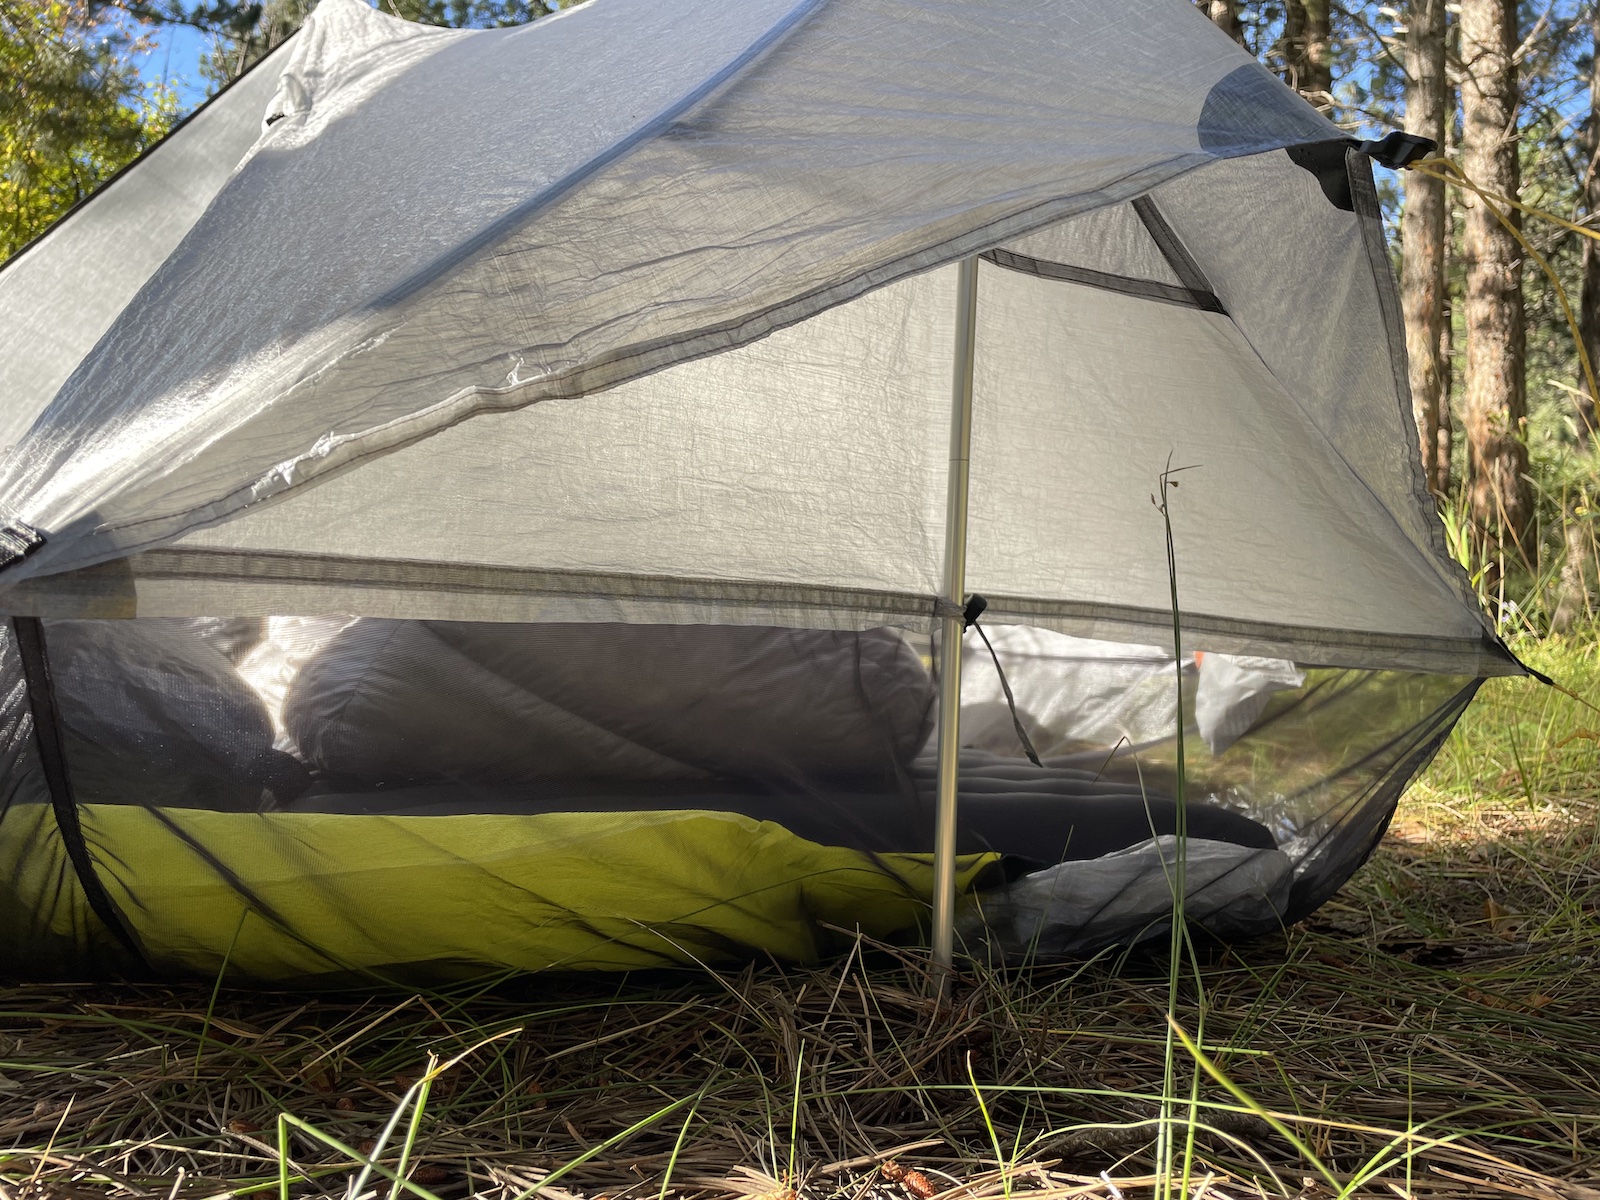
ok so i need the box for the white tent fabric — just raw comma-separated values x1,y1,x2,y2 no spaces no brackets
0,0,1503,675
0,38,295,455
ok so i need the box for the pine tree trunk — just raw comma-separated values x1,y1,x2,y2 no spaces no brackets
1281,0,1333,108
1200,0,1246,47
1554,8,1600,631
1283,1,1306,87
1552,512,1596,631
1459,0,1533,582
1578,7,1600,449
1302,0,1332,105
1441,16,1460,479
1402,0,1450,498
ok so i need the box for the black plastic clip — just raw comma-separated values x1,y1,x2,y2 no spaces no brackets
1358,131,1437,170
959,594,1043,768
0,521,43,570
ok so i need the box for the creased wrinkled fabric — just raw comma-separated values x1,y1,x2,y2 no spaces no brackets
2,0,1340,581
0,0,1496,675
959,835,1295,962
0,39,295,455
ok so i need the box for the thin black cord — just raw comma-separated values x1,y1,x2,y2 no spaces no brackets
961,595,1043,768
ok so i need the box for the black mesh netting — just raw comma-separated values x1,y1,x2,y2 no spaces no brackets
0,616,1476,981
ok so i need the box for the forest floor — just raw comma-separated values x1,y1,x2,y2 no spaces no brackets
4,638,1600,1200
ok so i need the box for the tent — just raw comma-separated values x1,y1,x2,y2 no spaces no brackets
0,0,1510,982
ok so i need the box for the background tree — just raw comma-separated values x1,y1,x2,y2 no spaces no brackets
1402,0,1451,497
157,0,561,85
1577,9,1600,450
200,0,308,85
1552,10,1600,629
1279,0,1332,109
0,0,175,258
1196,0,1246,49
1458,0,1533,588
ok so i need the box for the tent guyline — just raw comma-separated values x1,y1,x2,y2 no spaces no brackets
0,0,1514,981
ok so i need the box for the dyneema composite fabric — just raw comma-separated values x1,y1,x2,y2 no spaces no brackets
0,0,1505,981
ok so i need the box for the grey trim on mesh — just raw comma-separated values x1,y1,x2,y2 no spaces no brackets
0,546,937,624
974,591,1512,677
0,545,1516,676
980,247,1225,313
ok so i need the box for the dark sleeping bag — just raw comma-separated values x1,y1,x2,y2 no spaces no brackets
904,748,1276,865
279,622,1274,867
44,619,309,809
281,747,1277,870
283,619,937,789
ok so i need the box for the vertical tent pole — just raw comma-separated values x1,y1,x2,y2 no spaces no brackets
932,254,980,978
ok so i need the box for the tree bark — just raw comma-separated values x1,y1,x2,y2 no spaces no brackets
1281,0,1333,108
1577,6,1600,449
1459,0,1533,579
1402,0,1451,498
1199,0,1246,48
1554,8,1600,630
1439,19,1458,481
1552,514,1595,631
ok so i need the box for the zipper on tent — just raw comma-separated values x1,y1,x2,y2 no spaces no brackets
11,616,147,966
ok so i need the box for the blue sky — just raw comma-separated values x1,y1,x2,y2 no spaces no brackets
137,21,213,112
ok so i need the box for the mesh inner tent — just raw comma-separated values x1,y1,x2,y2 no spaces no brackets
0,615,1474,982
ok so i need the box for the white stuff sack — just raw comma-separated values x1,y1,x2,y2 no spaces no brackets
1193,652,1306,755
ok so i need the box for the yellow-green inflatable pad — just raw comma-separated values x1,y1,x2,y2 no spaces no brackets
1,802,999,981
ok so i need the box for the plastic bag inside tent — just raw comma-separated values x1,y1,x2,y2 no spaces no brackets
0,613,1475,982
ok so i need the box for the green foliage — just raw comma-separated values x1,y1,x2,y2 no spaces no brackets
1345,1,1597,633
0,0,572,265
0,0,176,260
1433,90,1600,634
1426,624,1600,802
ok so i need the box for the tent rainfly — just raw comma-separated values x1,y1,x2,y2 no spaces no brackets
0,0,1511,982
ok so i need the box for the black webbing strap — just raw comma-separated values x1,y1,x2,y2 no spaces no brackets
1130,196,1227,315
980,247,1226,314
961,595,1044,768
11,616,145,962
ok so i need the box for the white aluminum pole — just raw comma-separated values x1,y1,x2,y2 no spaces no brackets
932,255,980,978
